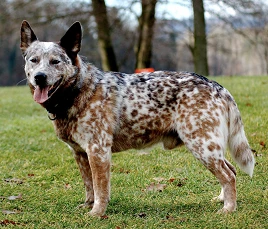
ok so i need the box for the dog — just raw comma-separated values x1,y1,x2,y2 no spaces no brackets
20,20,255,217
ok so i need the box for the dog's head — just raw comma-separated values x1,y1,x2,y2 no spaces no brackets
20,21,82,105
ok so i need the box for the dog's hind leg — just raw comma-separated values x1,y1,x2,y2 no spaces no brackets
183,137,237,213
212,159,236,203
73,150,94,208
177,113,237,213
209,159,237,213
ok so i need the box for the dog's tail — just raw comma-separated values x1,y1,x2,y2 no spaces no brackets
227,99,255,177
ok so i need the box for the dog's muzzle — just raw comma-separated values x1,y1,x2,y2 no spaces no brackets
33,72,63,105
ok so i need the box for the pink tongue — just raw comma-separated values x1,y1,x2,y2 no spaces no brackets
34,86,49,104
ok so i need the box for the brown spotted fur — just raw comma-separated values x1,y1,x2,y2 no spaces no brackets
20,21,255,216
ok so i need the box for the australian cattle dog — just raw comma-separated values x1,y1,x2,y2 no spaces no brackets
20,20,254,216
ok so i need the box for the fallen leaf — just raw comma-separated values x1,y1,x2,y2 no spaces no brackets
101,215,109,219
64,183,72,189
177,177,187,187
0,219,16,225
145,183,167,192
8,193,22,200
169,178,176,183
0,219,24,226
1,209,20,215
153,177,165,182
4,178,24,184
137,212,147,218
154,183,167,192
246,103,252,107
119,168,130,174
166,215,176,221
28,174,35,177
260,141,266,148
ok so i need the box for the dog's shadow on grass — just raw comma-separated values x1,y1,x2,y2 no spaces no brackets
107,195,219,218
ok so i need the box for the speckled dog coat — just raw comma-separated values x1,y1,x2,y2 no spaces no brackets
20,20,254,217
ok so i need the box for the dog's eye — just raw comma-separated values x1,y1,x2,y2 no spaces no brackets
51,59,60,65
30,58,38,63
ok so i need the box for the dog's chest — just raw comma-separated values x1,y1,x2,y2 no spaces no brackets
53,83,117,150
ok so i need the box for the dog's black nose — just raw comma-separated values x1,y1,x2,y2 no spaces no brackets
34,72,47,86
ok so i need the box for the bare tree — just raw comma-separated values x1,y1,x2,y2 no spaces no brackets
2,0,268,86
207,0,268,74
192,0,209,75
135,0,157,69
91,0,118,71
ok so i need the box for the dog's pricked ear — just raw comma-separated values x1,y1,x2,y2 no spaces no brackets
60,21,82,56
20,20,38,54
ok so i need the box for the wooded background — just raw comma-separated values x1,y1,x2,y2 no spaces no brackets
0,0,267,86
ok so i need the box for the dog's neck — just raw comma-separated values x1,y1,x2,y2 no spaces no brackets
42,60,103,120
38,69,84,120
44,82,80,120
43,56,87,120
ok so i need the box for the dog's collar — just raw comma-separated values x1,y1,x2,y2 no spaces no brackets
47,112,57,120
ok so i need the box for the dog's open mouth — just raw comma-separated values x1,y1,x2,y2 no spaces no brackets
34,78,62,104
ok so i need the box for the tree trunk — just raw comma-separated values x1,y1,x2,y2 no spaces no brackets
192,0,209,75
135,0,157,69
92,0,118,71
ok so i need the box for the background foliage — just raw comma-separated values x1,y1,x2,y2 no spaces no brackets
0,0,268,86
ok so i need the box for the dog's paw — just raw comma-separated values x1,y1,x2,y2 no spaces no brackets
217,208,230,214
88,209,105,217
77,202,94,209
211,196,224,203
217,206,236,214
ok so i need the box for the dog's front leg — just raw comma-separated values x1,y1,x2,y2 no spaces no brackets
87,143,111,217
73,150,94,208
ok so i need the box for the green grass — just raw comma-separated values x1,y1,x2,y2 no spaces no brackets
0,76,267,228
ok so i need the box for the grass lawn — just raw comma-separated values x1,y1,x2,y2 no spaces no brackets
0,76,267,228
